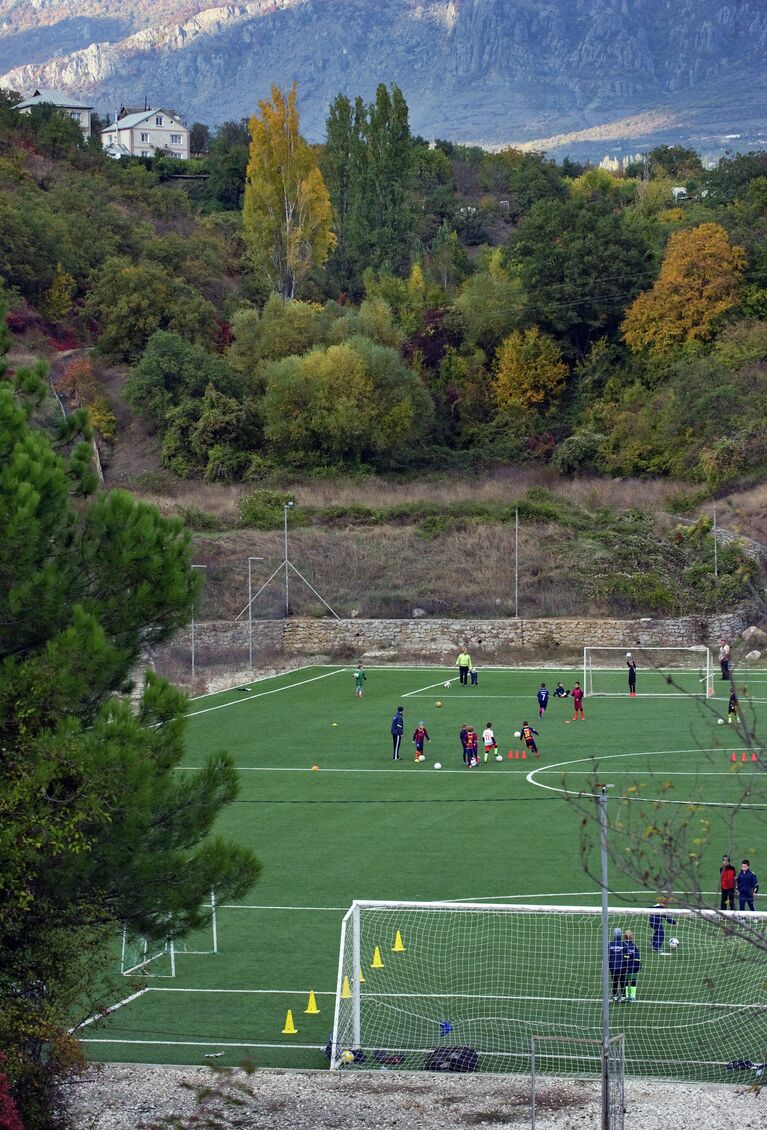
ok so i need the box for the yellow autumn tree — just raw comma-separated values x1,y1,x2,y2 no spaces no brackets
621,223,747,356
493,327,568,416
243,83,335,299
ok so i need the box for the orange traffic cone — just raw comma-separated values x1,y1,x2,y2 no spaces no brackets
731,752,737,762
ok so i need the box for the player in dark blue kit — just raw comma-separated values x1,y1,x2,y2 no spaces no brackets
608,927,626,1002
537,683,549,718
649,897,676,952
622,929,641,1002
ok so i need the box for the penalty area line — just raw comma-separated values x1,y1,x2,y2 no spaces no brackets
71,987,150,1033
187,668,347,718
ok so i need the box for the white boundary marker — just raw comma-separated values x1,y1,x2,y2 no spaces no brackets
187,668,347,718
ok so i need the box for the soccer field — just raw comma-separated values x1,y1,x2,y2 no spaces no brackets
81,664,767,1079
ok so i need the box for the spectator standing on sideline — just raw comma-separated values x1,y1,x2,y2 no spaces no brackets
412,721,430,762
537,683,549,718
720,855,737,910
736,859,759,911
391,706,404,761
571,682,585,721
623,930,641,1002
456,649,472,686
719,639,731,681
649,897,676,953
727,689,740,724
627,653,637,696
608,927,626,1002
354,663,366,698
459,723,469,765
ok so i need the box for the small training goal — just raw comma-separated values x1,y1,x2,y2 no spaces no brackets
583,646,714,698
330,900,767,1083
119,891,219,978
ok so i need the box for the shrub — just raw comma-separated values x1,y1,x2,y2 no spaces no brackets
237,490,295,529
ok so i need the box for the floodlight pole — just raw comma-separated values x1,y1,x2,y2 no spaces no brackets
284,501,293,617
190,564,207,679
713,505,718,579
598,784,613,1130
247,556,264,669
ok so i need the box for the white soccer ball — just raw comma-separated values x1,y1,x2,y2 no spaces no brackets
443,681,451,688
418,754,426,762
495,753,503,762
626,651,632,658
669,937,679,949
433,762,442,770
514,730,521,738
340,1049,355,1064
717,717,725,725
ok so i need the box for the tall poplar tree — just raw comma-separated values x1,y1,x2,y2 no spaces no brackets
0,310,260,1125
243,83,335,299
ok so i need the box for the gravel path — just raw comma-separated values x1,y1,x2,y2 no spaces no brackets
67,1063,765,1129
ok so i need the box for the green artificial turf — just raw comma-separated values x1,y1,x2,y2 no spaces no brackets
82,664,767,1079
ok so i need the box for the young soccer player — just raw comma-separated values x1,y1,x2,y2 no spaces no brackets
571,682,585,720
354,663,366,698
627,653,637,697
482,722,497,763
608,927,626,1002
465,725,479,767
554,682,569,699
412,721,430,762
622,929,641,1002
537,683,549,718
470,666,479,686
459,723,469,765
720,855,737,910
727,689,740,724
520,721,539,757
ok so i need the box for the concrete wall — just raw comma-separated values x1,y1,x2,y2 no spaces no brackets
172,610,752,664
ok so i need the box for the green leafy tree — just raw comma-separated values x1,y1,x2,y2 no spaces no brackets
127,330,240,430
494,326,568,416
202,119,250,211
0,314,260,1126
243,84,335,299
41,261,75,320
85,257,218,361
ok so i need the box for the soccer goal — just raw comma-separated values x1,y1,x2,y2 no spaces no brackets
583,646,714,697
119,891,219,978
330,901,767,1083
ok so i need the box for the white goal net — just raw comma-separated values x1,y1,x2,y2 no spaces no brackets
119,891,219,978
330,901,767,1082
583,646,714,697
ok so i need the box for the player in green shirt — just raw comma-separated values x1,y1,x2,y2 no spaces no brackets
354,664,367,698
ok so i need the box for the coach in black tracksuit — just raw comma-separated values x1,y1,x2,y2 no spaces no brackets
391,706,404,760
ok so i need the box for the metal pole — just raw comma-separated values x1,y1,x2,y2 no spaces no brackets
599,785,611,1130
190,564,207,679
713,506,718,579
515,507,519,619
247,557,264,669
284,502,293,617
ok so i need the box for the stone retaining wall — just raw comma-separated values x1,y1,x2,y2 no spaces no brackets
172,610,752,664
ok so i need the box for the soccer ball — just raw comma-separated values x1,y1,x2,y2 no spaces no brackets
514,730,521,738
433,762,442,770
340,1049,355,1064
435,700,443,708
717,717,725,725
495,753,503,762
418,754,426,762
669,937,680,949
626,652,632,658
443,681,451,688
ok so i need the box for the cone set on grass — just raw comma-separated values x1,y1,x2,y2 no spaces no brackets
284,930,406,1035
507,750,527,760
730,752,759,762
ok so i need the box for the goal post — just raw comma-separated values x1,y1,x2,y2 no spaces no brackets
119,889,219,978
330,900,767,1082
583,646,713,697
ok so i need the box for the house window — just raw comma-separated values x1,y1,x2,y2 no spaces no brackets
155,116,164,126
170,134,182,144
140,132,149,142
69,111,81,121
140,150,149,157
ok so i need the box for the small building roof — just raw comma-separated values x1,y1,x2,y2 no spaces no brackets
107,108,185,131
15,88,93,111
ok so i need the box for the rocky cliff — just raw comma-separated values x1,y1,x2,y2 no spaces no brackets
1,0,766,148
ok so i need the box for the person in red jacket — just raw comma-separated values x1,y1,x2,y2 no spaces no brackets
720,854,736,911
572,681,585,721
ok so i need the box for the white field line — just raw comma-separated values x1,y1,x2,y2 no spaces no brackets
187,668,347,718
188,664,318,701
72,987,150,1032
147,987,336,995
80,1038,321,1050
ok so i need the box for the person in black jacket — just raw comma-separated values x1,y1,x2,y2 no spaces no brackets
391,706,404,761
608,927,626,1002
736,859,759,911
649,897,676,952
622,930,641,1002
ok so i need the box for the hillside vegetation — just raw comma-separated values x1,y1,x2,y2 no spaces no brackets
1,87,767,620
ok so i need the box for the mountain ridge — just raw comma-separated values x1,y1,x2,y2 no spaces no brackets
1,0,766,150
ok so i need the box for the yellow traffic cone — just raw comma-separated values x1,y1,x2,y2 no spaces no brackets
392,930,406,953
359,967,365,983
341,976,352,999
281,1009,297,1035
371,945,384,969
304,990,320,1015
